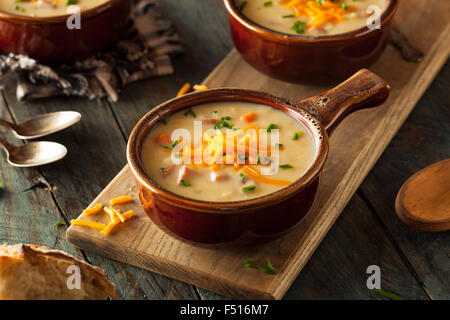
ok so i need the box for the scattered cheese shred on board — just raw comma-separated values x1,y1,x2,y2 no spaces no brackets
71,219,106,231
109,195,133,205
83,203,103,216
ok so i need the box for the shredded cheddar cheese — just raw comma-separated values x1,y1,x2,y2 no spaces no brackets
71,219,107,231
110,195,133,205
280,0,357,29
193,84,209,91
83,203,103,216
177,83,192,97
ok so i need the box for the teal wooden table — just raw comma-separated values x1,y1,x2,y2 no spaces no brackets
0,0,448,300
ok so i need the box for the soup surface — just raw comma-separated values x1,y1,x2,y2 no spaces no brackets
141,102,316,202
2,0,109,17
236,0,387,36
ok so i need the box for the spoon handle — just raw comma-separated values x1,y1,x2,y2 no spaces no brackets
0,137,13,154
0,119,16,132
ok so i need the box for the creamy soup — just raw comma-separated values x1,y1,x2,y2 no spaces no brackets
236,0,387,36
1,0,109,17
141,102,316,202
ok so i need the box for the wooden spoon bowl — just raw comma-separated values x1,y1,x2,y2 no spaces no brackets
395,159,450,232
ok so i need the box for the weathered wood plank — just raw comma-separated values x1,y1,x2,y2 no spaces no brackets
359,61,450,300
1,81,199,300
0,91,79,258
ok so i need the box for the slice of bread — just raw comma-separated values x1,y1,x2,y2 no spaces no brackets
0,243,118,300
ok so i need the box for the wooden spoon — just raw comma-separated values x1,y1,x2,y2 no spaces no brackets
395,159,450,232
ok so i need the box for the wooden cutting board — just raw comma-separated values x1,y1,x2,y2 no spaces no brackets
66,0,450,300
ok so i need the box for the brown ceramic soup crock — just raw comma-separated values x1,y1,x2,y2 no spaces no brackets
0,0,131,63
127,69,390,245
223,0,398,84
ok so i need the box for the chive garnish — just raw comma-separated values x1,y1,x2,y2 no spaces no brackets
264,1,272,7
276,143,284,148
242,185,256,192
282,14,296,18
257,154,261,164
162,139,178,149
239,173,246,182
184,108,196,118
341,3,348,10
214,120,233,129
181,180,191,187
375,289,404,300
291,21,307,34
221,116,231,121
54,222,65,227
239,1,248,11
243,258,253,268
67,0,78,5
257,258,276,274
279,164,293,169
160,168,168,174
162,115,169,125
212,110,218,114
292,131,303,140
266,123,277,132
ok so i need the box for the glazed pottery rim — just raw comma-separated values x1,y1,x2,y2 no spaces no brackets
127,88,329,214
224,0,398,43
0,0,124,23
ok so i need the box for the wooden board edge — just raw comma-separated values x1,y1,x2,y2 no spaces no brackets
66,229,277,300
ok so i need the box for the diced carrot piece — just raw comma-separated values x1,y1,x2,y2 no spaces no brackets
241,112,257,123
154,133,171,146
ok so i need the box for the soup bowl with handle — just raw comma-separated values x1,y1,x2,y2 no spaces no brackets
0,0,131,63
223,0,399,84
127,69,390,246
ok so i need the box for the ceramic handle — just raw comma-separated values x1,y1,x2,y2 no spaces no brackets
297,69,390,135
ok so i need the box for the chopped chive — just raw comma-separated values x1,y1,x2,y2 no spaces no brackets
291,21,307,34
257,258,276,274
162,115,169,125
275,143,284,148
160,168,168,174
342,3,348,10
257,154,261,164
266,123,277,132
264,1,272,7
292,131,303,140
184,108,196,118
239,1,248,11
221,116,231,121
239,173,246,182
243,258,253,268
279,164,293,169
212,110,218,114
54,222,65,227
375,289,404,300
67,0,79,5
162,139,178,149
242,185,256,192
181,180,190,187
282,14,296,18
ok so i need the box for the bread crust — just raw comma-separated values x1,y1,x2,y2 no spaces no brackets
0,243,118,300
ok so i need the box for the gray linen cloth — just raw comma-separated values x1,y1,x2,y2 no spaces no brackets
0,0,183,102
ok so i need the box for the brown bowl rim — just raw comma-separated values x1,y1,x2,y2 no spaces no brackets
0,0,125,24
223,0,399,43
127,88,329,214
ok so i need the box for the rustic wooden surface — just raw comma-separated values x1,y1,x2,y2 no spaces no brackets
0,0,448,299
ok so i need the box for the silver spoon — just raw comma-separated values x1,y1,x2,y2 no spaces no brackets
0,138,67,167
0,111,81,139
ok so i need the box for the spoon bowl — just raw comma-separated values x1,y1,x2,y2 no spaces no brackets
1,140,67,167
0,111,81,139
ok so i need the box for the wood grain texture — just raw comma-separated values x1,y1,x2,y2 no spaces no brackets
66,0,450,300
359,61,450,300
